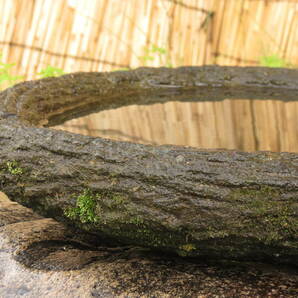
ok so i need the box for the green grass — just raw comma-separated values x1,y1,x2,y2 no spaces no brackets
0,53,65,90
139,44,173,67
259,54,289,68
37,65,65,78
112,44,173,72
0,54,24,88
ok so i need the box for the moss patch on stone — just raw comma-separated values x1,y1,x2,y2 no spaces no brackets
6,161,23,175
228,186,298,244
178,243,197,256
64,189,99,223
63,189,197,255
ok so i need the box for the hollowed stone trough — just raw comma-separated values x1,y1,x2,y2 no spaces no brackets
0,66,297,266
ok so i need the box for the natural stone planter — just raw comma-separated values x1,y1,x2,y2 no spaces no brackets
0,66,297,265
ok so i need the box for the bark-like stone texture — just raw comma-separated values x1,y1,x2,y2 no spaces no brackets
1,192,297,297
1,118,297,264
0,66,297,127
0,66,297,265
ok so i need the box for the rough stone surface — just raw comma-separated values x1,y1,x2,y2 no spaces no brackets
1,192,297,297
0,66,297,127
0,66,298,296
0,119,297,264
0,67,297,264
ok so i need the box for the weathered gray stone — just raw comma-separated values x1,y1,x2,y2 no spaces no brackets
0,66,297,127
0,67,297,265
1,192,297,297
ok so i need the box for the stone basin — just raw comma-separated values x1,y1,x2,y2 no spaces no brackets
0,66,297,296
1,191,297,297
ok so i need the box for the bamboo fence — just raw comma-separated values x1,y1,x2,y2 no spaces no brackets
1,0,298,152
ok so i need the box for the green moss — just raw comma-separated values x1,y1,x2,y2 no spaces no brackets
105,220,181,249
229,185,279,200
261,206,296,242
6,161,23,175
62,187,196,253
179,243,196,252
177,243,196,256
64,189,99,223
128,216,145,226
206,226,229,239
64,189,131,225
110,194,127,206
109,172,119,178
62,188,204,256
228,186,298,244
